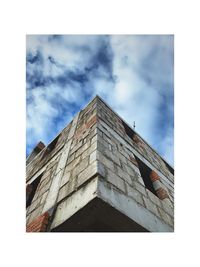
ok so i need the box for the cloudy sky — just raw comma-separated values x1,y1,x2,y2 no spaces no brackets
26,35,174,165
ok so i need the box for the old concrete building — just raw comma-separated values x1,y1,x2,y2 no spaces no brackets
26,96,174,232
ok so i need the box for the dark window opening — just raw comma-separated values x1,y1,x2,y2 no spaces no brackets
122,120,136,140
42,134,60,158
164,161,174,175
135,156,157,196
26,174,42,208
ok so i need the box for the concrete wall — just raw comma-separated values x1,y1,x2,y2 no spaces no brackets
26,96,174,232
93,97,174,230
26,97,99,226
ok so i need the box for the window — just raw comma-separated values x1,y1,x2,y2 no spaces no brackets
135,156,157,196
26,174,42,208
164,160,174,175
122,120,135,140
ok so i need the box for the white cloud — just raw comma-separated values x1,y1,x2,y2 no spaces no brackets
26,35,104,75
26,35,174,165
160,127,174,166
27,86,59,143
106,35,173,164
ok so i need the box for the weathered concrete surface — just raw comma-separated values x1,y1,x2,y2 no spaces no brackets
50,177,173,232
50,177,99,230
42,112,79,213
51,197,148,232
97,179,173,232
26,96,174,232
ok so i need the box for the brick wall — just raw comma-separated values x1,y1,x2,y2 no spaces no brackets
93,97,174,228
26,212,49,232
26,96,174,231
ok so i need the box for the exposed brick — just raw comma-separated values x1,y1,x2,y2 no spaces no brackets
150,170,160,182
156,187,169,200
74,124,86,140
86,115,98,129
27,205,43,224
26,212,49,232
26,96,174,232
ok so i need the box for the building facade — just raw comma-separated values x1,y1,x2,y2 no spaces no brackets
26,96,174,232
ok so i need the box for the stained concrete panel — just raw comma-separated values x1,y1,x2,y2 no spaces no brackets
50,177,173,232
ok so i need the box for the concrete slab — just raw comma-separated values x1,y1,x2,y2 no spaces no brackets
50,177,173,232
50,177,99,230
51,197,148,232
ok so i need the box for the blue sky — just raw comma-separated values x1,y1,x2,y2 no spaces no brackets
26,35,174,165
